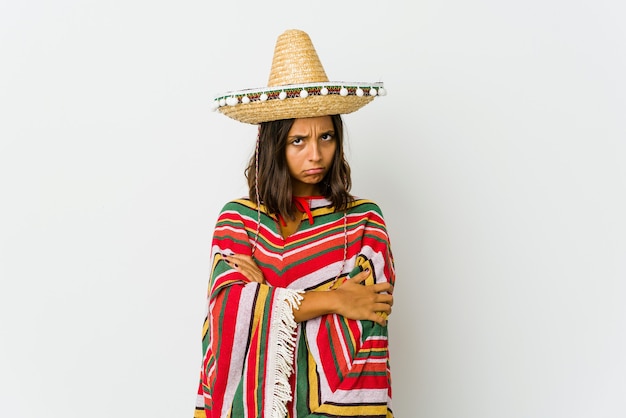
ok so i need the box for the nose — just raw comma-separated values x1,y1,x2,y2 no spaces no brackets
308,141,322,161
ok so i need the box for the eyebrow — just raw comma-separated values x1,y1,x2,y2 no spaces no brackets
287,130,335,139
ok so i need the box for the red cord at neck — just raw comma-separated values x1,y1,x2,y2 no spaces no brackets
276,196,320,226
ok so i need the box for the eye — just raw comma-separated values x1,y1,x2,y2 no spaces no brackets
291,137,303,145
321,132,334,141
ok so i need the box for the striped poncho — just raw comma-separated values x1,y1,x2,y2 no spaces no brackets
194,197,395,418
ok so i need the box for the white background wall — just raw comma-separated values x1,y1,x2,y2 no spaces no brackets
1,0,625,417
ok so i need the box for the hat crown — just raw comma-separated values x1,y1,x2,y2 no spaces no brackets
267,29,329,87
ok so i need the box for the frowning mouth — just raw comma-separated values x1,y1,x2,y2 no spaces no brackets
303,168,325,175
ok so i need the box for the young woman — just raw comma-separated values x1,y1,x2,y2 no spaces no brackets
195,29,395,418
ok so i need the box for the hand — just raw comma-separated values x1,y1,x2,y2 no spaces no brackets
222,254,265,284
333,269,394,326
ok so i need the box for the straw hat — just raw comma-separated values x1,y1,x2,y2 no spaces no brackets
210,29,386,124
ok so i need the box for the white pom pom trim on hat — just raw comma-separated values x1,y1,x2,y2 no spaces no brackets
212,81,386,123
214,82,385,107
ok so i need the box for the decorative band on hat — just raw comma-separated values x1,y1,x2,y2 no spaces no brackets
210,82,386,110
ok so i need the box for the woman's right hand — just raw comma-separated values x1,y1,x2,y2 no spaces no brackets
333,269,394,326
222,254,266,284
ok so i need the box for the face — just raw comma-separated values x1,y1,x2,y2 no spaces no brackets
285,116,337,196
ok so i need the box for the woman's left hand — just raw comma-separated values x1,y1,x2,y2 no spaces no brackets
222,254,266,284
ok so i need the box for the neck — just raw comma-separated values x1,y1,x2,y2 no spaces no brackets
292,185,320,197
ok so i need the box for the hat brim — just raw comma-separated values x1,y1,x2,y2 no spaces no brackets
220,95,375,124
212,82,385,125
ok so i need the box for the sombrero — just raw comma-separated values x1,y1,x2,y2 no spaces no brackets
210,29,386,125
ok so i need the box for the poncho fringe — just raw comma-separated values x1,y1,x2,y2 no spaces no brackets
266,289,304,418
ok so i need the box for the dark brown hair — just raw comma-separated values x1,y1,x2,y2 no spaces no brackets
245,114,353,220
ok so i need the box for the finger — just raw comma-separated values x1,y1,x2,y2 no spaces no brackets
370,312,387,327
374,302,392,315
371,282,394,294
222,256,265,283
223,255,253,270
223,254,242,266
226,254,252,263
240,264,263,279
222,257,238,270
351,268,371,284
237,265,263,281
221,254,236,266
228,255,260,272
376,294,393,306
376,299,393,308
